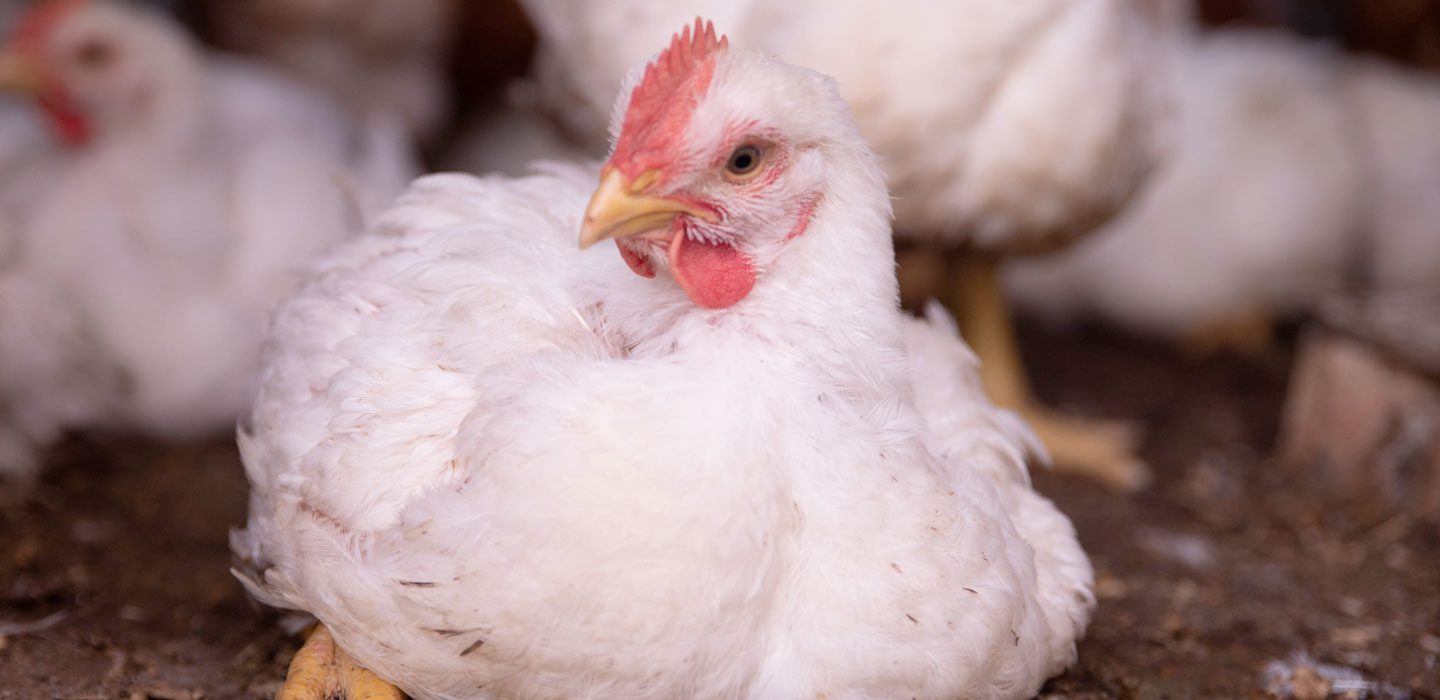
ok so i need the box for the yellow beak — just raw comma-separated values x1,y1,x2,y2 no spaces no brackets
579,168,716,249
0,47,42,93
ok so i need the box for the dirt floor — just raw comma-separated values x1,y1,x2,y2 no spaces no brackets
0,324,1436,700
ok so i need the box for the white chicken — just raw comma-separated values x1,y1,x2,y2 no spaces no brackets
1005,29,1440,349
1006,28,1361,350
235,22,1093,700
203,0,456,141
0,0,415,479
519,0,1179,490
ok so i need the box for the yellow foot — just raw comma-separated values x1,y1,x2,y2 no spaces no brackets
1181,308,1275,357
947,253,1152,492
277,625,405,700
1019,405,1151,492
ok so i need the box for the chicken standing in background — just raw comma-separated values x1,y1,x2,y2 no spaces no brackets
1007,29,1361,350
0,0,415,479
519,0,1177,491
235,22,1093,700
202,0,456,141
1005,28,1440,348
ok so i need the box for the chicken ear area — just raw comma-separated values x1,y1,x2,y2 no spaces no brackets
667,231,756,309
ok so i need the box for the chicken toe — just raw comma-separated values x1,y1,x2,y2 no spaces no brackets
952,254,1152,492
276,625,404,700
1015,405,1151,492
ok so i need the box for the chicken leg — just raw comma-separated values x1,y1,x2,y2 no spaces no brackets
1181,307,1276,357
951,254,1151,492
277,624,405,700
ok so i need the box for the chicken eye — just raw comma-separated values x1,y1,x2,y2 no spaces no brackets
73,39,115,70
724,144,764,180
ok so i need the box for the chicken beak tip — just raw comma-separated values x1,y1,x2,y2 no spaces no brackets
0,50,41,93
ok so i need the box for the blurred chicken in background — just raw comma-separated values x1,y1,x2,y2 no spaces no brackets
516,0,1181,491
1005,12,1440,352
199,0,457,142
0,0,416,480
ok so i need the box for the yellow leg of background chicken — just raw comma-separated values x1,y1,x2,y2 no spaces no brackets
276,624,405,700
951,254,1151,492
1181,307,1276,358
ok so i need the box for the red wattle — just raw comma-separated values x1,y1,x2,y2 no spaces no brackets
37,90,90,146
667,232,755,309
616,240,656,278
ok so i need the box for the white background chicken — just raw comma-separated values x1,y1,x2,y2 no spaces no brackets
517,0,1179,490
0,0,415,478
1006,25,1440,350
236,22,1092,700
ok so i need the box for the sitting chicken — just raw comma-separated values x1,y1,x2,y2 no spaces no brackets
234,22,1093,700
518,0,1178,491
0,0,415,479
202,0,457,141
1005,28,1440,350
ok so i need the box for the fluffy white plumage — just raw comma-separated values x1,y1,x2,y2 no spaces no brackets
0,0,415,477
204,0,456,140
236,35,1092,699
1005,28,1440,339
521,0,1174,251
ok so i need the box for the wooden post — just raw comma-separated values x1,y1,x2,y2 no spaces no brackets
1277,293,1440,520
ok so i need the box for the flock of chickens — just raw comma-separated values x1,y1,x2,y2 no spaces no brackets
0,0,1435,698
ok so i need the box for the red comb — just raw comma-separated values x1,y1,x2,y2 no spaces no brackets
609,18,728,180
10,0,86,51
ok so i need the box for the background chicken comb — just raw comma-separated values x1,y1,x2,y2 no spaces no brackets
610,18,728,179
10,0,87,51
